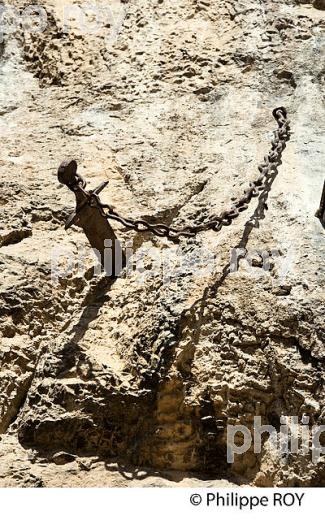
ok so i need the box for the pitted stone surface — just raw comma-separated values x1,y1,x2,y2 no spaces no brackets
0,0,324,487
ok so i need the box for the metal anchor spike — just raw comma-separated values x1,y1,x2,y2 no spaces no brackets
58,159,126,277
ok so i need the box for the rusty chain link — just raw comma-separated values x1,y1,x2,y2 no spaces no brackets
68,107,290,239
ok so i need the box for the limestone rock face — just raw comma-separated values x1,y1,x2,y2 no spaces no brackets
0,0,324,487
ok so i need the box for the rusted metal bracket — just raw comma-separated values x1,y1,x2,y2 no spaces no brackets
316,180,325,225
58,159,125,277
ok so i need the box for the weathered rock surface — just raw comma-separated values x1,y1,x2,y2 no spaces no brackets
0,0,324,487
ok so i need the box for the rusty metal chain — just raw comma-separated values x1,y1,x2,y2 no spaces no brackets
71,107,290,239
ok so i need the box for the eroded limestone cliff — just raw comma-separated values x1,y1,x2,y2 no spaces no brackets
0,0,324,487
